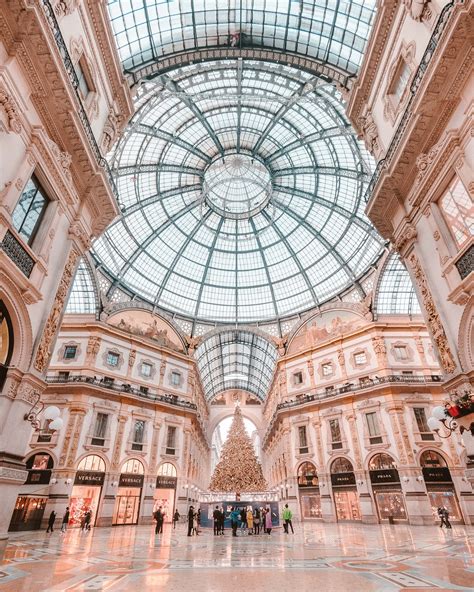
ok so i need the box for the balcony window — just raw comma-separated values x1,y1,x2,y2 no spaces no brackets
63,345,77,360
170,371,181,386
166,426,177,455
394,345,409,360
321,363,333,377
354,351,367,366
91,412,108,446
106,351,120,367
11,175,49,245
141,362,152,377
390,60,411,102
293,371,303,385
329,419,342,450
298,425,308,453
57,371,70,380
132,420,145,451
366,412,383,444
414,407,435,441
74,57,93,100
439,178,473,249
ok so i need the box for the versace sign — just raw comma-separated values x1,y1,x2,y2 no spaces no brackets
74,471,105,486
119,473,144,488
156,475,177,489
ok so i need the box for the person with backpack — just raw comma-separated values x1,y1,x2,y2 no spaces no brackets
282,504,294,534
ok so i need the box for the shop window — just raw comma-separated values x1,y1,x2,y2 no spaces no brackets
353,351,367,366
331,457,354,474
170,371,181,386
132,420,145,451
394,345,409,360
141,362,152,377
166,426,177,454
106,351,120,367
366,412,383,444
413,408,435,441
11,175,49,246
329,418,342,450
297,461,318,487
439,178,473,249
63,345,78,360
77,454,106,472
91,413,108,446
420,450,447,468
298,425,308,453
293,371,303,385
27,453,53,471
369,453,396,470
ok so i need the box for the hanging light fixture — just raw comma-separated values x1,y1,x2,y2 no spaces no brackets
427,405,458,438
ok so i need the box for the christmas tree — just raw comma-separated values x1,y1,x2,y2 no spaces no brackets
209,405,267,492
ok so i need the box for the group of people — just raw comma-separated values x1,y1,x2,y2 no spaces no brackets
228,506,275,536
437,506,452,528
187,506,201,536
46,506,92,533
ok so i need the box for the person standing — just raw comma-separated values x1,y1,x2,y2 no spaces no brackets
61,507,70,533
247,507,254,535
187,506,194,536
173,509,180,529
197,508,201,533
84,510,92,531
282,504,294,534
219,507,225,534
213,506,221,535
154,506,164,534
46,510,56,533
265,506,272,535
254,508,260,535
230,506,240,537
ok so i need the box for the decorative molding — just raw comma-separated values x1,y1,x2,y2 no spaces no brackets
407,252,457,374
357,110,383,159
0,87,22,134
54,0,80,19
403,0,432,22
101,107,123,154
56,340,81,363
34,248,80,372
0,466,29,483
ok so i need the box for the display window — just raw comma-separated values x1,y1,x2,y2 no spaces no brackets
300,492,322,519
334,490,361,521
153,488,175,522
113,487,142,525
9,496,47,531
427,490,462,523
374,490,407,521
69,485,101,527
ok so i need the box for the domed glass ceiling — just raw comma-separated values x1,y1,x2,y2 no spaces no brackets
93,59,384,324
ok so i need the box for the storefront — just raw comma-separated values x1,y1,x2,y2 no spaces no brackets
330,458,361,521
297,462,322,519
69,455,105,527
369,453,407,522
9,453,53,531
420,450,462,523
153,463,177,522
113,459,144,525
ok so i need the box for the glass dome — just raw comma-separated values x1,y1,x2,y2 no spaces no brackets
93,59,385,324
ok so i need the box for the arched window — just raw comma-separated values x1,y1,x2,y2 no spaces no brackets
420,450,447,468
297,462,318,487
26,453,53,471
121,458,145,474
158,462,177,477
77,454,106,472
369,453,396,470
330,457,354,474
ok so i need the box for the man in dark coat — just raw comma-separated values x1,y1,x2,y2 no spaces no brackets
213,506,221,535
46,510,56,533
154,506,164,534
187,505,194,536
61,507,69,533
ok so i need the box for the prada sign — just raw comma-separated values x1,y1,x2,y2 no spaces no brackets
74,471,105,486
156,475,177,489
119,473,144,488
25,469,52,485
369,469,400,484
331,472,356,487
422,467,453,483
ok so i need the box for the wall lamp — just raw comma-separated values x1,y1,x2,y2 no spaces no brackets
24,394,63,432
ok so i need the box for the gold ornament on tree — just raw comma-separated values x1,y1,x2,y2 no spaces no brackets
209,405,267,493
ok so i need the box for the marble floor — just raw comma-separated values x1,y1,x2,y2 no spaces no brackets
0,522,472,591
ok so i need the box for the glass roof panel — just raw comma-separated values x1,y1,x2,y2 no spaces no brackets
376,253,422,316
93,59,385,324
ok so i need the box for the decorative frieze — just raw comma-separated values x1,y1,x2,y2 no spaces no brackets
34,248,80,373
407,253,457,374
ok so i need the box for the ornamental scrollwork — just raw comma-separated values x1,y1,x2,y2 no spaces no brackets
0,88,22,134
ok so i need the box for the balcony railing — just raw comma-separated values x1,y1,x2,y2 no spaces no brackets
45,374,197,410
455,244,473,280
1,230,35,277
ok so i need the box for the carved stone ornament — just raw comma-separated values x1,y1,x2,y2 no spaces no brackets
372,336,387,365
403,0,432,22
394,224,418,253
415,138,444,185
0,88,22,134
101,108,123,154
54,0,80,19
357,110,382,159
128,349,136,369
47,139,73,183
85,336,101,363
34,248,80,373
407,253,457,374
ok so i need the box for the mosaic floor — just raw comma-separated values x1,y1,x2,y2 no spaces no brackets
0,522,473,591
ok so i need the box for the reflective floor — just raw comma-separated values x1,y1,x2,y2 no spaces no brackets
0,522,473,591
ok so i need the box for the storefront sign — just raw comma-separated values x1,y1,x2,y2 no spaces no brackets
422,467,452,483
369,469,400,484
119,473,144,488
331,472,356,487
74,471,105,486
25,469,51,485
156,475,177,489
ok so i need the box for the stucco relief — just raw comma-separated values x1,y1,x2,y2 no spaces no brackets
108,310,184,352
54,0,80,18
101,108,123,154
372,336,387,365
0,87,22,134
407,253,457,374
403,0,432,22
85,336,101,364
34,248,80,373
357,110,383,159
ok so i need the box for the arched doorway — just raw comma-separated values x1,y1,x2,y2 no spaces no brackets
154,462,177,522
70,454,106,527
8,453,54,532
369,453,407,522
420,450,462,523
330,458,361,521
0,300,14,390
113,459,145,525
297,461,321,519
